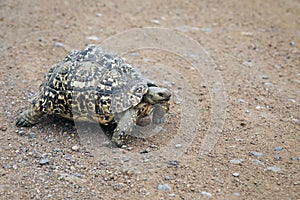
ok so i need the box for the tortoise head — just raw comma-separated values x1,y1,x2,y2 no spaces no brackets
143,83,171,105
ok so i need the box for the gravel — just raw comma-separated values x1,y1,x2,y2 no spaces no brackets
230,159,244,164
267,166,281,173
17,130,25,136
54,42,65,47
233,192,240,196
253,159,265,165
86,36,99,41
274,154,281,161
71,145,80,151
232,172,240,177
273,146,283,151
1,1,299,199
249,152,264,158
0,126,7,131
39,157,50,165
201,191,212,198
28,132,36,138
167,160,179,166
158,184,171,191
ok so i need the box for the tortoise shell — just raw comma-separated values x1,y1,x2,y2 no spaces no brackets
33,45,148,124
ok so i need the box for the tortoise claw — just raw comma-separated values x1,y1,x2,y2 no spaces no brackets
15,108,43,127
16,115,33,127
111,132,126,147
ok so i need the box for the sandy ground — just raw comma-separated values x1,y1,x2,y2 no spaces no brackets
0,0,299,199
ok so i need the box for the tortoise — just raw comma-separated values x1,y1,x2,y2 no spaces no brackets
16,44,171,147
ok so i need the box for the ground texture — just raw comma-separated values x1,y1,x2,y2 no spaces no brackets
0,0,299,199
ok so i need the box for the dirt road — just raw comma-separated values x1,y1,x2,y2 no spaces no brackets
0,0,299,199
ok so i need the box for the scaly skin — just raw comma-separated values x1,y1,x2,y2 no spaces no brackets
16,107,44,127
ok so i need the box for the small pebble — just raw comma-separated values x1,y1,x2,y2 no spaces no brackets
150,144,158,148
0,126,7,131
273,64,281,69
71,145,80,151
2,164,8,169
169,193,176,197
64,154,71,161
274,154,281,161
201,191,212,198
263,82,272,86
174,26,191,32
233,192,240,196
158,184,171,191
191,27,200,31
175,144,182,148
164,176,170,180
39,157,49,165
273,146,283,151
150,19,160,24
86,36,99,41
290,157,298,161
267,166,281,173
54,148,61,153
243,60,253,67
130,52,138,57
261,75,269,79
256,105,262,110
125,170,134,176
201,27,212,33
253,159,264,165
167,160,179,166
250,151,264,158
232,172,239,177
18,130,25,136
112,149,118,153
238,98,245,103
290,41,295,46
28,132,36,138
54,42,65,47
230,159,244,164
241,31,253,36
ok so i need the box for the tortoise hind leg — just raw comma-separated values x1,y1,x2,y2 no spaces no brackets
16,107,44,127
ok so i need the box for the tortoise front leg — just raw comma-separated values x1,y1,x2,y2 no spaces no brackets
136,116,151,126
16,107,44,127
111,109,136,147
152,103,169,124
